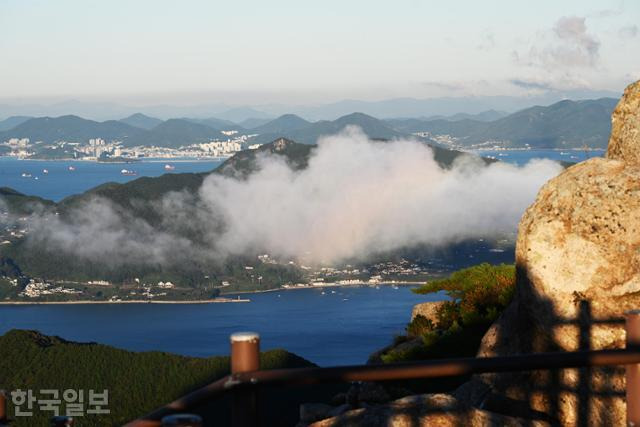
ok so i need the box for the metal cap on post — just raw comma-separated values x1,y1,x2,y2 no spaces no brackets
626,310,640,426
231,332,260,373
230,332,260,427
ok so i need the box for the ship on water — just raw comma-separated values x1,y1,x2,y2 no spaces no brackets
164,164,175,171
121,169,138,176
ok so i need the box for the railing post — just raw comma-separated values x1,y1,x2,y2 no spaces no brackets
626,310,640,426
230,332,260,427
0,390,6,425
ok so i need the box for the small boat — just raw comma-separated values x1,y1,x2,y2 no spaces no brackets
560,152,569,155
121,169,138,176
392,285,399,290
68,166,75,171
164,164,175,171
21,172,32,178
42,169,49,174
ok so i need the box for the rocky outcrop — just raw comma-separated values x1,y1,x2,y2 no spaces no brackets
308,393,549,427
607,81,640,165
453,80,640,426
410,301,447,323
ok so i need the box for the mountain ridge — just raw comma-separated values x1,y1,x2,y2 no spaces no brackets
0,97,618,150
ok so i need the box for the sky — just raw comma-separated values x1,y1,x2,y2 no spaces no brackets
0,0,639,106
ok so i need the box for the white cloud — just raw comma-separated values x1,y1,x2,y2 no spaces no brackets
516,16,600,70
199,128,562,263
20,129,563,266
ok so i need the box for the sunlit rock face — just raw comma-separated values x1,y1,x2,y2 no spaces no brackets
456,80,640,426
607,81,640,166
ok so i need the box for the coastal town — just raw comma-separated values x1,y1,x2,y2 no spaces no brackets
1,133,259,161
0,243,443,302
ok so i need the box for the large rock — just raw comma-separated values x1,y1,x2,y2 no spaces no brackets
607,80,640,165
308,393,548,427
454,80,640,426
410,301,447,323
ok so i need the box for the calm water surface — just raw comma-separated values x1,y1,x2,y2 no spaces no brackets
472,149,605,166
0,157,223,201
0,287,445,366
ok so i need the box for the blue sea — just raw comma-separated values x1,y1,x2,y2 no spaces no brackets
471,148,605,166
0,287,445,366
0,149,598,366
0,157,223,201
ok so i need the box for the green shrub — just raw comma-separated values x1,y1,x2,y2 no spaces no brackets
380,263,516,365
406,315,434,337
414,263,515,329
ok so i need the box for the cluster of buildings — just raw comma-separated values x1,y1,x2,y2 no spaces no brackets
18,279,82,298
1,130,258,160
72,138,123,159
258,252,427,289
131,286,168,299
192,140,242,157
3,138,32,157
370,260,424,276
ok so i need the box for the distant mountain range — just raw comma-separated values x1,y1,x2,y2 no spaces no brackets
0,88,620,122
419,110,508,122
0,97,619,149
387,98,617,148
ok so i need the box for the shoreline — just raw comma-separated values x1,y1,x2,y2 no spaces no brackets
222,281,423,296
469,147,606,152
0,156,230,163
0,297,250,305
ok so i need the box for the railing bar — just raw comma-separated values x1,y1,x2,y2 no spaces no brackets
125,348,640,427
230,348,640,386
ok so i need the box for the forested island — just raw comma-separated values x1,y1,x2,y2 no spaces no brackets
0,137,514,302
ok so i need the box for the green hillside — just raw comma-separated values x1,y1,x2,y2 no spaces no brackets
251,112,408,144
0,116,144,145
387,98,617,149
118,113,163,130
183,117,244,131
252,114,311,134
122,119,224,148
0,329,330,427
0,187,55,215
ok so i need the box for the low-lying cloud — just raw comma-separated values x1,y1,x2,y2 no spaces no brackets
198,128,562,263
16,128,563,266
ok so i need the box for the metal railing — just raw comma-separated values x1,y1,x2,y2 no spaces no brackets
3,313,640,426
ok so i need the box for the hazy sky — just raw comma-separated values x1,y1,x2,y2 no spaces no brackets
1,0,638,105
